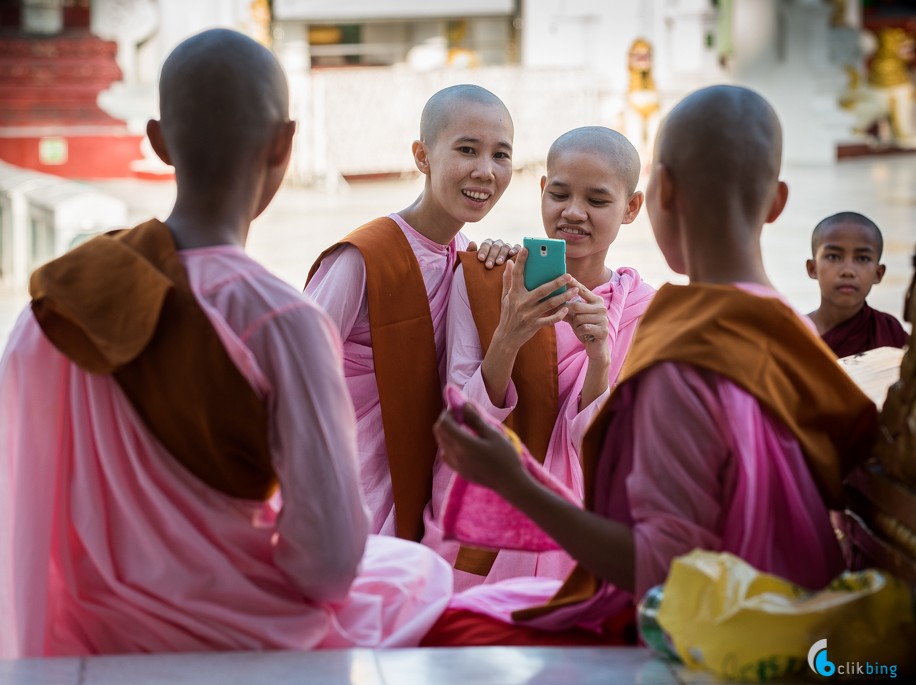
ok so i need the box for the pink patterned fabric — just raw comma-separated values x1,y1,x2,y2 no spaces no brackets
0,245,452,657
423,266,654,589
446,286,845,631
305,213,469,535
439,385,581,552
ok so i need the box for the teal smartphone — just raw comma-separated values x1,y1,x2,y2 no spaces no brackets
523,237,566,300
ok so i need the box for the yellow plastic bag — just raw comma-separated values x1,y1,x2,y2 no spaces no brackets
655,550,915,682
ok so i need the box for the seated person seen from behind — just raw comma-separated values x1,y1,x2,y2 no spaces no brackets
0,28,453,657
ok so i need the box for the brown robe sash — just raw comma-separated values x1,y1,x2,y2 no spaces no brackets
452,252,559,575
29,219,275,500
456,252,559,461
306,217,442,541
513,282,878,622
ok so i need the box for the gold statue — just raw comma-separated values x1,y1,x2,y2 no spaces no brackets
830,0,849,28
866,27,916,144
868,27,913,89
624,38,660,152
249,0,271,47
447,20,480,68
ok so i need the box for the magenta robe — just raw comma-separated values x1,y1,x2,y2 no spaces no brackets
445,285,845,630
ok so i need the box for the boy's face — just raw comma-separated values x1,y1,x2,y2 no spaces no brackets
540,149,641,262
418,101,513,226
806,221,886,308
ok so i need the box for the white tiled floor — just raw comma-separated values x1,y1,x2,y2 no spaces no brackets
0,657,80,685
0,647,818,685
0,648,693,685
81,650,382,685
376,647,678,685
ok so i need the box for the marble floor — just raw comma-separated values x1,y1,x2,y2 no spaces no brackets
0,647,778,685
2,154,915,348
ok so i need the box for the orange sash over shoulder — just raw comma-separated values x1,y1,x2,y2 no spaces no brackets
307,217,442,541
29,220,275,500
452,252,559,575
513,282,878,622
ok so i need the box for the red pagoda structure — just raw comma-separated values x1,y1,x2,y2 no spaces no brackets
0,0,144,178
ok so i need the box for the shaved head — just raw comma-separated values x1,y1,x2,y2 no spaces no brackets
812,211,883,257
158,29,289,181
656,85,782,220
547,126,640,194
419,84,510,144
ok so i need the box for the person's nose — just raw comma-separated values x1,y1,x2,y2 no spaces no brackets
470,158,495,182
561,200,587,222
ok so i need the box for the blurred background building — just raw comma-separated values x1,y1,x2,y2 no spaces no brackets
1,0,915,299
3,0,916,181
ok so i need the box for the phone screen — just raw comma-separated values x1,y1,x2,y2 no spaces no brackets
523,237,566,299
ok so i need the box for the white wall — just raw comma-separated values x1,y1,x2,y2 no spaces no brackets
520,0,643,91
520,0,851,164
273,0,513,22
520,0,730,93
154,0,261,59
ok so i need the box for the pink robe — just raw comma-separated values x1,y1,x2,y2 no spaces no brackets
422,266,655,590
0,245,452,657
305,213,469,535
446,286,845,629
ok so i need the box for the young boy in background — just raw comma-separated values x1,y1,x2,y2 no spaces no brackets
806,211,908,356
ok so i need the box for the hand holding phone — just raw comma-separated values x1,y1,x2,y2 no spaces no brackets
485,237,572,375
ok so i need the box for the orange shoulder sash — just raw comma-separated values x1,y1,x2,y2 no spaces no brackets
307,217,442,541
452,251,559,575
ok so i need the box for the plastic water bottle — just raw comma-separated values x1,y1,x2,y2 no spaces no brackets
637,585,681,661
